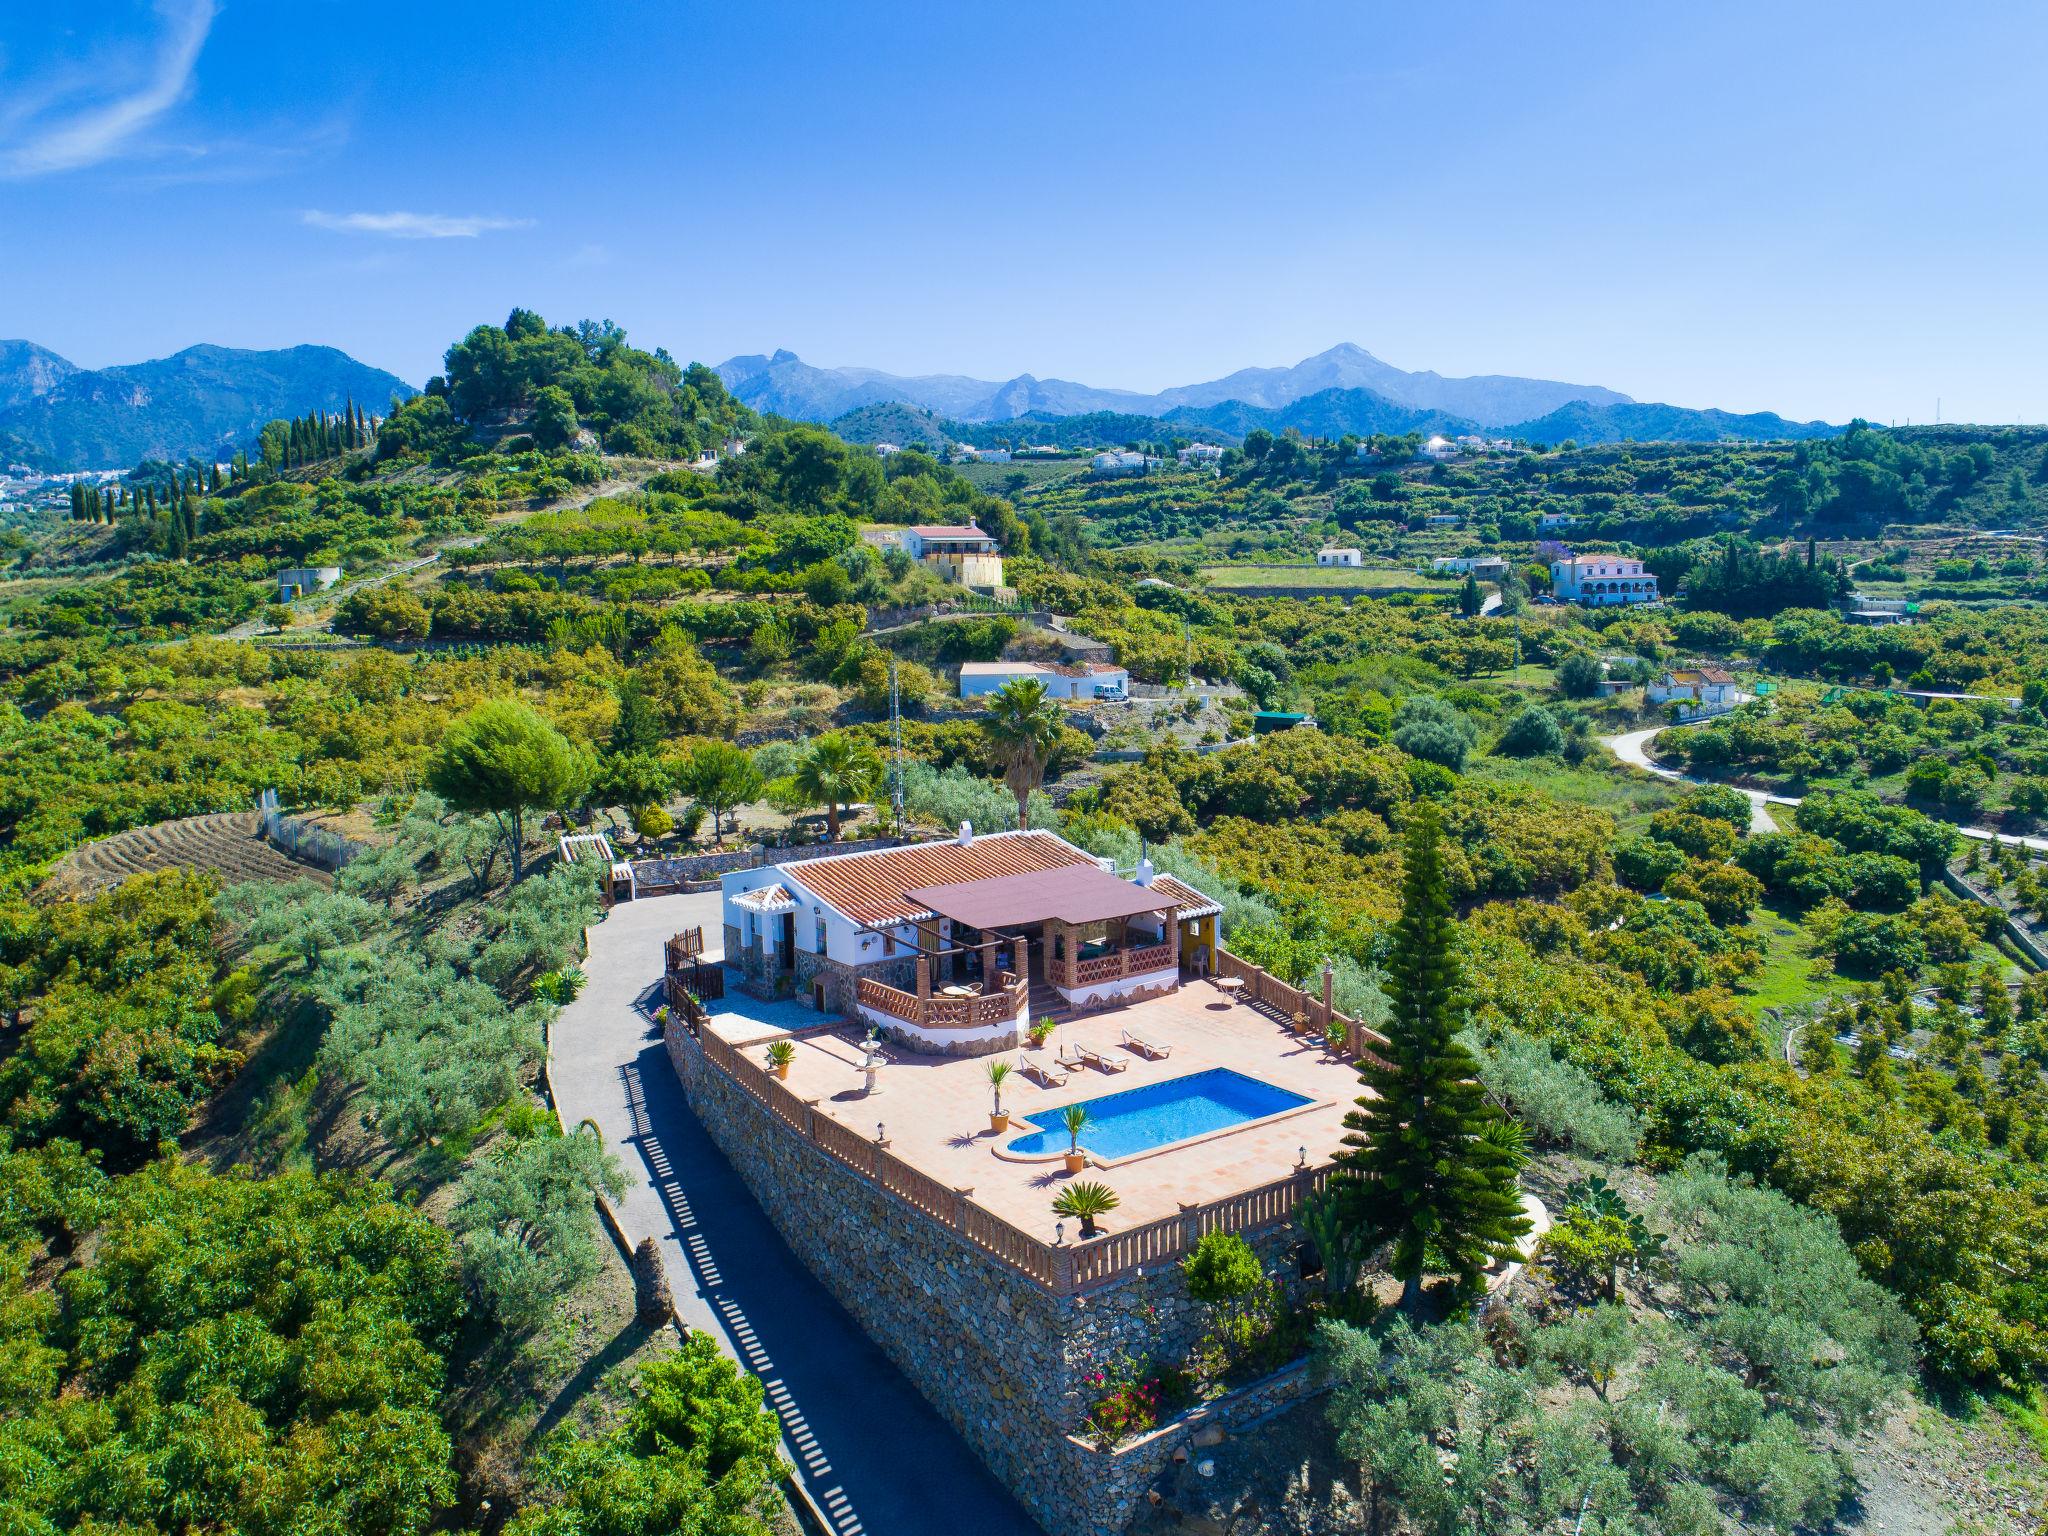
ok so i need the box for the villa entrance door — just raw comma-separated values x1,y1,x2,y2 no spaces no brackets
779,913,795,974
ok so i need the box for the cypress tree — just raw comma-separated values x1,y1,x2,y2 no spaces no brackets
1334,804,1529,1310
70,483,84,520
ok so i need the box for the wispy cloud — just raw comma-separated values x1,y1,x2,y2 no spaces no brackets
0,0,217,178
302,209,534,240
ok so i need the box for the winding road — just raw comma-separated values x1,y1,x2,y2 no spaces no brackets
1600,723,2048,854
550,895,1042,1536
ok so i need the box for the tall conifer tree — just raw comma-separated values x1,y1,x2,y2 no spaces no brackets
1335,804,1529,1309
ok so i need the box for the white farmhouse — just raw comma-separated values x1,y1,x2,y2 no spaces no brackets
959,660,1129,702
1432,555,1510,576
1421,435,1459,461
1316,547,1364,568
720,828,1219,1032
1550,554,1659,607
902,524,1005,589
1538,511,1579,531
1648,666,1740,708
1177,442,1225,464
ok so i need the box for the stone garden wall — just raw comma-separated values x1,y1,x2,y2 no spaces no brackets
667,1018,1312,1536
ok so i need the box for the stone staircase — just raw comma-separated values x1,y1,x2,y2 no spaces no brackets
1025,977,1071,1030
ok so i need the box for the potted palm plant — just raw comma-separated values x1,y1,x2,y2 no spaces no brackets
765,1039,796,1080
1052,1180,1120,1238
1028,1017,1056,1049
1062,1104,1090,1175
986,1058,1014,1132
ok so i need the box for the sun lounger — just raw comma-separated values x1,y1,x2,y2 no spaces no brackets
1021,1054,1068,1088
1121,1028,1171,1060
1077,1044,1129,1073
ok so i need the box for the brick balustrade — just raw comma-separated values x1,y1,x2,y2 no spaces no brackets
687,983,1344,1296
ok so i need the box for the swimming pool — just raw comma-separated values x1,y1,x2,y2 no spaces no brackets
1006,1068,1312,1161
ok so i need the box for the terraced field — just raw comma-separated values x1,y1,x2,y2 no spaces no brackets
44,812,332,899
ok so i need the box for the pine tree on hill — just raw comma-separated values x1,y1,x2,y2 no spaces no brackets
1334,804,1529,1310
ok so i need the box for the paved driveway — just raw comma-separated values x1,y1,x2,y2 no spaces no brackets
551,894,1040,1536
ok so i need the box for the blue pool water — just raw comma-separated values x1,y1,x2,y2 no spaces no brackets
1006,1068,1311,1160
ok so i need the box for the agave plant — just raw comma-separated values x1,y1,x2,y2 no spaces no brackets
765,1039,796,1069
1052,1180,1121,1237
1480,1114,1532,1173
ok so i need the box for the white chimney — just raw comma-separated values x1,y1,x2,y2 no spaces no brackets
958,821,973,846
1135,857,1156,886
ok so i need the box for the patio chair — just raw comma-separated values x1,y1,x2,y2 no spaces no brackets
1020,1054,1068,1088
1121,1028,1171,1060
1077,1043,1129,1074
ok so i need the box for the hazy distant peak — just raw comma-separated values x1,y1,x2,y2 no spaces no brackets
716,343,1637,428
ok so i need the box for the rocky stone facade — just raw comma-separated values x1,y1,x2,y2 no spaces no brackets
725,925,793,1000
792,946,916,1014
667,1018,1312,1536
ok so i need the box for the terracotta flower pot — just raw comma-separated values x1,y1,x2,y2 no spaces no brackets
990,1111,1010,1133
1064,1151,1087,1175
772,1063,790,1081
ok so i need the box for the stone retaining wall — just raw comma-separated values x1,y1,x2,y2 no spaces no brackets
635,835,911,892
667,1017,1310,1536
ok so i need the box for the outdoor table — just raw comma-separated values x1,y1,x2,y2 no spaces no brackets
1214,975,1245,995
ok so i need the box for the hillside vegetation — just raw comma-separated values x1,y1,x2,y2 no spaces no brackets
2,309,2047,1534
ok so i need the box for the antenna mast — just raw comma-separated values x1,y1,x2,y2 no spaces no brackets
889,656,905,833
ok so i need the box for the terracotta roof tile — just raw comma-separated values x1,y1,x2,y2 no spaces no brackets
1150,873,1222,919
783,831,1098,927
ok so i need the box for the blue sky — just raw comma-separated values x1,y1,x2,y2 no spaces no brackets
2,0,2044,424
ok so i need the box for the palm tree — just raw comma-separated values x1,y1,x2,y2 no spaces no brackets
980,678,1065,829
793,733,883,840
1051,1180,1120,1238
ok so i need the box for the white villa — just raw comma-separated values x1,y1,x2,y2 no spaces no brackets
1432,555,1510,576
1539,511,1580,531
720,828,1221,1052
1648,666,1747,720
1177,442,1226,464
1550,554,1659,606
1317,547,1364,567
874,442,902,457
1421,435,1459,461
958,660,1129,701
901,523,1005,589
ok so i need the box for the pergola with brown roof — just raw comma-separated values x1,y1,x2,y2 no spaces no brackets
903,864,1183,997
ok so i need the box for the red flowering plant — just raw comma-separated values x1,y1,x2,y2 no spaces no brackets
1081,1351,1181,1449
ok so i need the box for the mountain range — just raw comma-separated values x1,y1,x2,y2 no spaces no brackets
721,342,1840,447
722,343,1631,428
0,343,416,470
